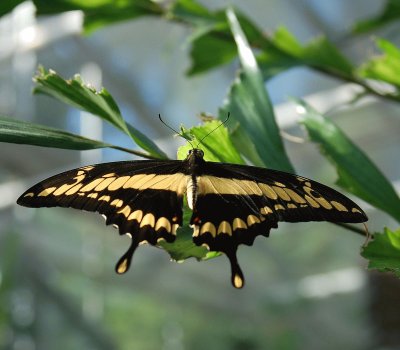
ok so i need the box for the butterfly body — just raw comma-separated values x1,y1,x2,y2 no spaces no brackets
18,148,367,288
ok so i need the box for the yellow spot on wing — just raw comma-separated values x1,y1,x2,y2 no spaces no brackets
155,217,172,232
95,177,116,191
116,259,128,274
232,218,247,231
65,184,83,195
128,210,143,222
260,206,273,215
99,195,111,202
140,213,155,228
102,173,116,178
217,221,232,235
331,201,348,212
304,195,320,208
24,192,34,197
123,173,188,195
284,188,306,204
272,186,291,201
352,208,362,214
287,203,297,209
200,222,216,237
233,274,244,289
108,176,131,191
38,187,56,197
258,183,278,199
80,178,104,192
87,193,98,199
117,205,131,218
274,204,285,210
247,215,261,226
172,224,179,235
111,199,124,208
315,197,333,209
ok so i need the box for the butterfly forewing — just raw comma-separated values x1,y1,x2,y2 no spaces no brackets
17,160,189,271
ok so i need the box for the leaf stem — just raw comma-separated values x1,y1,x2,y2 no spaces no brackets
109,145,164,160
334,222,374,238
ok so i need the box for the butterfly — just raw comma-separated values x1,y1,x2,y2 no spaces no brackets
17,148,367,288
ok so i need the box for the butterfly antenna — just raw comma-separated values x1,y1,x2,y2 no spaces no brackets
158,114,180,135
196,112,230,148
158,114,195,148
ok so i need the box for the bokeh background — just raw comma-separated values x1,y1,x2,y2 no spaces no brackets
1,1,400,349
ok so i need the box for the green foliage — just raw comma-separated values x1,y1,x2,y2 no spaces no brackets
177,120,244,164
0,116,111,150
33,0,163,33
362,227,400,277
0,1,399,277
297,99,400,222
159,202,220,261
358,38,400,90
267,27,354,79
220,9,294,172
352,0,400,33
34,67,167,159
0,0,25,17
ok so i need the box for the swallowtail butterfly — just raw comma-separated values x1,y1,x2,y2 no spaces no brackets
17,148,367,288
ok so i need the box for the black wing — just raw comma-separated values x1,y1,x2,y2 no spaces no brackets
17,160,188,273
190,162,368,288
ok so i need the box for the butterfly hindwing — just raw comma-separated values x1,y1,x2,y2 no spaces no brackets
189,161,367,287
17,160,188,272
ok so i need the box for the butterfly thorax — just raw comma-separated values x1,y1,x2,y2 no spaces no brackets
184,148,205,210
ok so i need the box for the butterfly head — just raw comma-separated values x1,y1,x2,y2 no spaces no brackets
186,148,204,160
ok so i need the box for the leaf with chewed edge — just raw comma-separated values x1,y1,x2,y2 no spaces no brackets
34,67,167,159
361,227,400,278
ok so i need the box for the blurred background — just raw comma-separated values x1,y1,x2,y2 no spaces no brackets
1,0,400,349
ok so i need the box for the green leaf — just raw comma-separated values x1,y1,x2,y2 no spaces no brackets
34,67,167,159
352,0,400,33
159,203,220,261
266,27,354,78
33,0,163,33
358,38,400,89
177,120,244,163
220,8,294,172
187,34,237,75
169,1,266,75
297,99,400,222
0,0,25,17
361,227,400,278
0,116,111,150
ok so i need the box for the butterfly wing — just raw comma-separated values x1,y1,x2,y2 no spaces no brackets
17,160,188,273
190,162,368,288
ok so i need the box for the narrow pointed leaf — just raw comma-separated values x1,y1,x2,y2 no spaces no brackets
221,8,294,172
0,116,111,150
361,227,400,278
297,99,400,222
34,67,167,159
33,0,163,33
